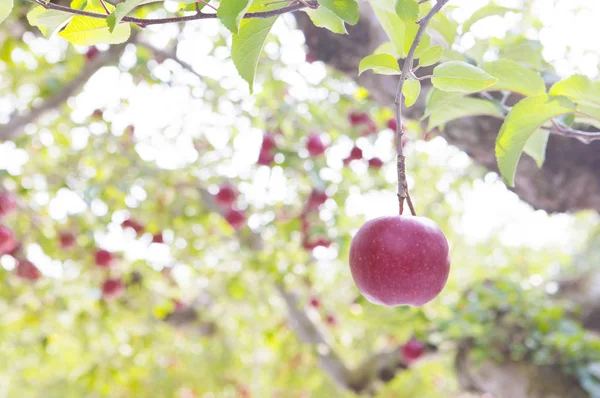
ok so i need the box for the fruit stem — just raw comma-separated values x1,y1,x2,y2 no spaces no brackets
394,0,450,216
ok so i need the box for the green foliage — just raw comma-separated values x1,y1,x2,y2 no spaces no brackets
318,0,359,26
59,0,131,45
305,7,348,35
442,278,600,387
0,0,12,24
231,14,278,93
107,0,146,32
402,79,420,107
495,95,576,186
394,0,419,22
217,0,252,34
417,45,443,67
482,59,546,96
27,6,73,37
431,61,498,93
358,54,400,75
462,4,519,33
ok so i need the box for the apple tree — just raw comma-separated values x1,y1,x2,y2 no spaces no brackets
1,0,600,396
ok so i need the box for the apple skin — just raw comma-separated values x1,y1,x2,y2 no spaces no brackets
401,338,425,364
0,225,18,254
15,259,41,281
215,184,237,207
349,216,450,307
0,192,17,217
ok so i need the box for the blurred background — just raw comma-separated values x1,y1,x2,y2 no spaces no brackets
1,0,599,397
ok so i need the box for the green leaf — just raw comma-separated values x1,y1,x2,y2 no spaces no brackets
463,5,518,33
418,45,443,67
432,61,498,93
430,11,457,46
59,0,131,45
232,15,278,93
482,59,546,96
27,6,73,37
305,7,347,35
523,129,549,168
395,0,418,21
372,6,405,57
404,21,430,58
550,75,600,122
496,95,576,186
0,0,12,24
499,38,544,70
373,41,398,57
403,79,420,107
319,0,358,25
358,54,400,75
427,97,502,130
218,0,252,34
107,0,145,33
423,89,465,119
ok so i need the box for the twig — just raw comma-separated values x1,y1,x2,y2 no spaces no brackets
135,41,205,81
394,0,451,215
546,119,600,144
28,0,314,26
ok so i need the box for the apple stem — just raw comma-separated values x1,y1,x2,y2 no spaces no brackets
394,0,451,216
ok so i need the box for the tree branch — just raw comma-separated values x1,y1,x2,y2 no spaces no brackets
546,119,600,144
30,0,313,26
394,0,450,215
0,40,129,141
135,40,205,81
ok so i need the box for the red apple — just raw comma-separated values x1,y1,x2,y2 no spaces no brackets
325,314,336,326
387,118,398,131
0,225,18,254
15,259,41,281
305,52,316,64
257,151,275,166
361,119,378,136
309,297,320,308
261,132,277,152
225,208,245,230
152,232,164,243
306,133,326,156
215,184,238,207
401,338,425,364
344,146,363,165
95,249,115,268
102,278,124,299
122,218,144,235
348,112,371,126
85,47,100,62
0,192,17,217
307,189,327,211
349,216,450,306
368,157,384,169
59,231,76,249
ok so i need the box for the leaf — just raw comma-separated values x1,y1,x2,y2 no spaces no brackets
523,129,549,168
373,41,398,57
429,11,457,46
496,95,576,186
59,0,131,45
395,0,418,21
422,88,465,118
404,21,430,58
427,97,502,130
218,0,252,34
550,74,600,108
463,5,519,33
27,6,73,37
372,6,405,57
319,0,358,25
232,15,278,93
358,54,400,75
403,79,420,107
305,7,347,35
107,0,145,32
499,38,544,70
432,61,498,93
418,45,443,67
482,59,546,96
0,0,12,24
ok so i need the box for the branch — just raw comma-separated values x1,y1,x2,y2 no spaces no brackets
30,0,313,26
135,41,204,81
0,40,129,141
394,0,450,215
276,284,412,394
547,119,600,144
